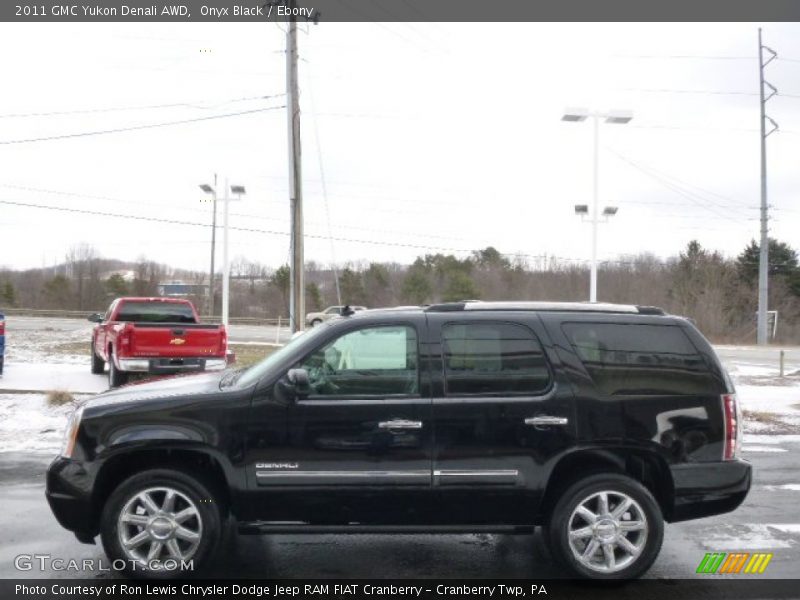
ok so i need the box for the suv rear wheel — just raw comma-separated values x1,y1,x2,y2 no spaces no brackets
547,473,664,580
100,469,223,578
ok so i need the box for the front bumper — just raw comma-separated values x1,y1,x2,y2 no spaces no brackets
669,458,751,522
118,357,227,373
46,456,97,542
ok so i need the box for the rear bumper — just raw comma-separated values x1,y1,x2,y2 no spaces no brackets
669,458,751,522
118,357,227,373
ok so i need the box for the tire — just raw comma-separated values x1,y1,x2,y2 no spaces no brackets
311,318,322,327
91,342,105,374
108,349,129,388
547,473,664,580
100,469,223,579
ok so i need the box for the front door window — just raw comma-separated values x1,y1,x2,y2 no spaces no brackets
299,325,419,397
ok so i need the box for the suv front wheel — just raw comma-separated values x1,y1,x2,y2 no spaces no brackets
100,469,223,578
547,473,664,580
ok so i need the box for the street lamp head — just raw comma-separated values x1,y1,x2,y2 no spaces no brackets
199,184,214,194
230,185,246,195
605,110,633,124
574,204,589,215
603,206,619,216
562,107,590,122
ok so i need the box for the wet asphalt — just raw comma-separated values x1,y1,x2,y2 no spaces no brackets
1,443,799,581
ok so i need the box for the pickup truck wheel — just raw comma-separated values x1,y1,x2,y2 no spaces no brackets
108,350,129,388
91,343,105,374
100,469,222,579
311,318,322,327
547,473,663,580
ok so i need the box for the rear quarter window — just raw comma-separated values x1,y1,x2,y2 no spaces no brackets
562,322,715,396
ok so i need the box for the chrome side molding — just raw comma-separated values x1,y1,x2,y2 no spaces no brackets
525,416,569,426
378,419,423,430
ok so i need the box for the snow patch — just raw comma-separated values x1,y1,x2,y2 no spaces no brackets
743,446,788,453
699,523,800,550
0,393,88,455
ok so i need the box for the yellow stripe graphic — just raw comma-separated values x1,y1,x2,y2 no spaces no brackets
758,553,773,573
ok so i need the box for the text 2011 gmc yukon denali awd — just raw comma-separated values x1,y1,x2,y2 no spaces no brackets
47,301,751,579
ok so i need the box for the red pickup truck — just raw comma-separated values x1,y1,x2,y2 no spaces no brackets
89,297,228,387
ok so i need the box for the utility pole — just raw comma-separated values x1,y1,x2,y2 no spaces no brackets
590,114,599,303
286,0,305,332
222,177,231,328
757,28,778,345
208,173,218,318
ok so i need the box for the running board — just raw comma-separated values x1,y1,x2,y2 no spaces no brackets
237,523,535,535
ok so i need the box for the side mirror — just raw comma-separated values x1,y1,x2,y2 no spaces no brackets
286,368,311,398
88,313,103,323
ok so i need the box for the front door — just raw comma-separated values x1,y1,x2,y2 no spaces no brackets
246,319,434,525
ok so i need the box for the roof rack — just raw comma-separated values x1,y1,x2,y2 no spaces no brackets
424,301,665,315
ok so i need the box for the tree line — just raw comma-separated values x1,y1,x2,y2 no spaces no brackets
1,239,799,343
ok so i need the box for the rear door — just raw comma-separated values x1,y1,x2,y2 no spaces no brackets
427,312,577,525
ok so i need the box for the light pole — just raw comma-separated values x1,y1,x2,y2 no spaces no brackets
563,108,632,302
200,178,217,318
200,180,245,326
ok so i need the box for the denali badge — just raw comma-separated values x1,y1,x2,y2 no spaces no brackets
256,462,299,469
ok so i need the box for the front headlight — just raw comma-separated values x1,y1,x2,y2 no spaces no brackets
60,405,84,458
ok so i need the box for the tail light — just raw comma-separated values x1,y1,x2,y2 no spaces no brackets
722,393,741,460
219,325,228,354
118,323,133,354
0,319,5,335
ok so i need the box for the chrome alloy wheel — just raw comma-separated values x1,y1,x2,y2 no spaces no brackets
117,487,203,568
567,490,648,574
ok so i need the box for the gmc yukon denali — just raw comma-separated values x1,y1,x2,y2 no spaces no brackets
47,301,751,579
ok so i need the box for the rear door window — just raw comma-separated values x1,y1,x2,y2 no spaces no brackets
562,322,714,395
442,322,551,396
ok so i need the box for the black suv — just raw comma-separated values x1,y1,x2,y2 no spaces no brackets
47,302,750,579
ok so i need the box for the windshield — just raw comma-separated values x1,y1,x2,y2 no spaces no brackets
231,323,332,389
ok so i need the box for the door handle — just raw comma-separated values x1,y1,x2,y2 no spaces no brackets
378,419,423,430
524,416,568,427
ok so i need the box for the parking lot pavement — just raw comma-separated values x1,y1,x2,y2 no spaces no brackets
2,439,799,581
0,363,107,394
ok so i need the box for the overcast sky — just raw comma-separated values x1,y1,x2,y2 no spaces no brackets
1,22,799,273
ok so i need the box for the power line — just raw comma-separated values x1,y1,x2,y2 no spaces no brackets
620,87,800,99
0,94,285,119
0,182,491,244
607,149,753,223
0,197,608,265
0,105,285,145
614,54,755,61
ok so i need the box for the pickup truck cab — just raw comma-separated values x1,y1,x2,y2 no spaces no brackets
89,297,227,387
50,301,750,579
